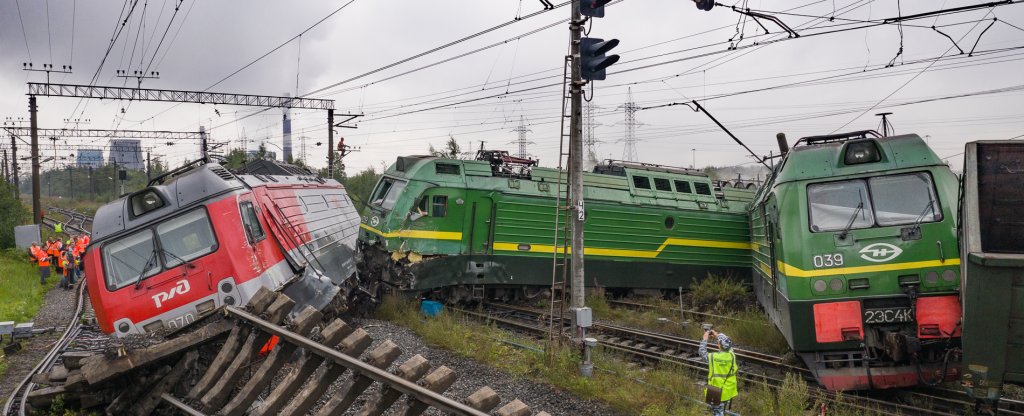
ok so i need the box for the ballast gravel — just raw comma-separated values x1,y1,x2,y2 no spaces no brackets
309,318,622,416
0,283,80,401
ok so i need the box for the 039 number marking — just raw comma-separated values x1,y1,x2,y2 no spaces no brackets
812,253,844,268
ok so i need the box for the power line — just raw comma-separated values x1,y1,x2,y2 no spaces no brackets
302,0,570,97
15,0,33,62
830,7,998,133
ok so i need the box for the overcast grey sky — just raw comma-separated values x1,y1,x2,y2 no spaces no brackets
2,0,1022,175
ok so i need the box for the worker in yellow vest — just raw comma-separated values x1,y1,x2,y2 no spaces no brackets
700,328,738,416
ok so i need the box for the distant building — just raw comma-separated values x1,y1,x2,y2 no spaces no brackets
108,139,144,170
76,149,104,168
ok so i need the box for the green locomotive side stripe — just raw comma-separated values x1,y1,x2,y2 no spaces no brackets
776,258,961,278
493,237,754,258
360,223,463,241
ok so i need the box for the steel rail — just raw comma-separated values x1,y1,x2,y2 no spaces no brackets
223,306,490,416
463,303,970,416
3,281,87,416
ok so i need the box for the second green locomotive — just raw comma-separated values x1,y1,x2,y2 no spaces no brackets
358,150,754,300
750,130,962,390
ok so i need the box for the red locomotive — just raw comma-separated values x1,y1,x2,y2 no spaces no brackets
84,160,361,336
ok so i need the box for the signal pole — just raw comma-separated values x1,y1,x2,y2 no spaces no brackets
29,96,41,224
569,0,586,320
11,135,18,198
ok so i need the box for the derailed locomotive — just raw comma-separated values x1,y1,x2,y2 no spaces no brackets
750,131,962,390
358,150,755,300
84,160,361,336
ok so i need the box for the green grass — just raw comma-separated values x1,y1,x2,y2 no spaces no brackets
375,297,887,416
588,276,790,355
0,248,58,382
0,248,59,323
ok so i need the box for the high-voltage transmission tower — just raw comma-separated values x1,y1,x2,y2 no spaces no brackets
620,88,640,162
511,115,534,159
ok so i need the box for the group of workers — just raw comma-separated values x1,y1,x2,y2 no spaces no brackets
28,229,89,290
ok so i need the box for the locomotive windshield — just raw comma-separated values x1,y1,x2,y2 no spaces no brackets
102,208,218,290
103,230,159,290
370,177,407,210
808,172,940,232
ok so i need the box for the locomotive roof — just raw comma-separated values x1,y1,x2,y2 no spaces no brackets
385,155,712,184
92,162,340,242
772,133,946,184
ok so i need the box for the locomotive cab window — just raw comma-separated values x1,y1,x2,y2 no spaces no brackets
807,172,941,232
239,201,266,244
431,195,448,217
103,230,159,290
694,182,712,195
156,209,218,267
370,178,407,210
808,181,874,232
632,176,652,189
870,173,941,226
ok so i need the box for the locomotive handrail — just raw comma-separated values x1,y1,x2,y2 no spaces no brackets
147,158,209,186
796,130,880,146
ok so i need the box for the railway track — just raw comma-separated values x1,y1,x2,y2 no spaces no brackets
459,302,1021,416
16,288,551,415
45,207,93,235
2,281,95,416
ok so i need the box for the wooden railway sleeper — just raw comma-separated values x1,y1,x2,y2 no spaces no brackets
250,318,354,416
187,287,277,400
354,354,431,416
277,327,374,415
199,293,294,410
314,340,403,416
217,305,322,416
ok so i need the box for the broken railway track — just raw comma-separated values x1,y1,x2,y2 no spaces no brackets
21,288,549,416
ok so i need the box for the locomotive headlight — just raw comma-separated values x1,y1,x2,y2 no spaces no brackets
941,270,957,282
118,322,131,333
924,271,939,285
829,278,844,292
813,280,827,293
843,140,881,165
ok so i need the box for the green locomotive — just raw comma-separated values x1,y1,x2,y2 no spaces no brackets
750,131,962,390
959,141,1024,411
358,150,754,300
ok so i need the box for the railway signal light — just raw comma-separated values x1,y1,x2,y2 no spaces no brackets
580,37,620,81
695,0,715,11
579,0,613,18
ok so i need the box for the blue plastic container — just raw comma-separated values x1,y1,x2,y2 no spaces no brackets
421,300,443,318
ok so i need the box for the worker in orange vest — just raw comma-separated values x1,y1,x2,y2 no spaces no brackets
30,242,51,284
46,238,62,275
73,235,86,276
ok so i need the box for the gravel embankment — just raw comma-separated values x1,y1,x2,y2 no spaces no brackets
0,283,80,401
309,318,621,416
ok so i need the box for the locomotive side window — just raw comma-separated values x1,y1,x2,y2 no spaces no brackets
654,178,672,192
103,230,159,290
694,182,712,195
632,176,651,189
432,195,448,217
156,209,218,267
240,202,266,244
808,180,874,232
674,180,692,193
869,173,941,226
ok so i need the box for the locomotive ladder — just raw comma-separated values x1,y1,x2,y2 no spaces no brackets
546,54,574,357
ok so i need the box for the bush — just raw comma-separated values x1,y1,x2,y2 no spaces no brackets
688,275,750,313
0,183,30,249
